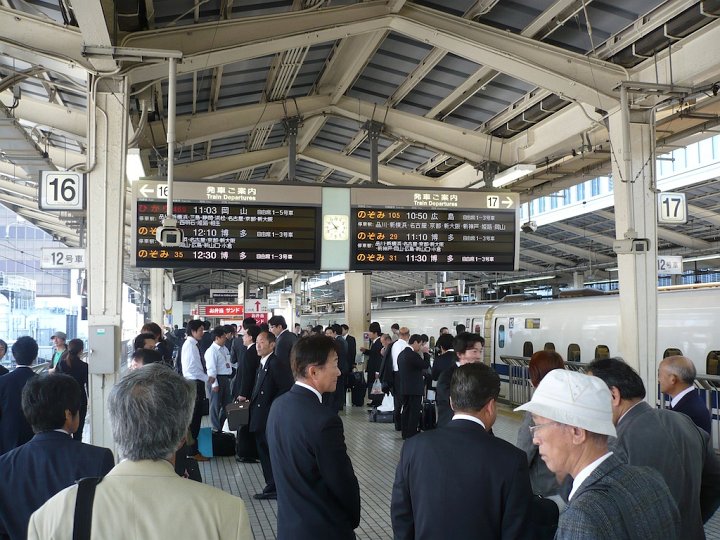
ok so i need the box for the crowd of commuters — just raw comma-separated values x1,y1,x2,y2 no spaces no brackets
0,319,718,539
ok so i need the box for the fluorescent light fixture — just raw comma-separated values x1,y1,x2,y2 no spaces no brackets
126,148,146,183
493,164,536,188
269,274,288,285
684,254,720,263
496,275,556,286
384,293,412,299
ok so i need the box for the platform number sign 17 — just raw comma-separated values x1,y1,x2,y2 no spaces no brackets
657,192,687,225
39,171,85,211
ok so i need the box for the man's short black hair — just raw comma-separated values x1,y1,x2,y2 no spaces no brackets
242,317,257,330
312,325,323,334
212,326,226,339
291,335,339,379
133,333,155,350
436,333,455,352
341,324,349,332
187,320,204,334
223,324,234,335
22,374,81,432
450,363,500,413
454,332,484,355
246,325,261,342
587,357,646,400
331,323,343,336
420,334,429,343
11,336,38,366
132,348,162,367
203,320,211,330
391,323,400,331
259,323,270,333
408,334,423,345
268,315,287,329
369,322,382,335
260,330,276,344
455,324,466,334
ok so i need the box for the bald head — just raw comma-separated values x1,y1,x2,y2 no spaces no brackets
658,355,696,396
398,327,410,339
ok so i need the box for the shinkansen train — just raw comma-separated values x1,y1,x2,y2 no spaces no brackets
301,285,720,376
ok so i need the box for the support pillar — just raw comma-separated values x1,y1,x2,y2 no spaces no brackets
150,268,164,325
344,272,371,342
608,87,658,402
367,121,382,183
87,76,129,450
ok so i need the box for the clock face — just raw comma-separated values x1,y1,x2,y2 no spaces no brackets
323,214,349,241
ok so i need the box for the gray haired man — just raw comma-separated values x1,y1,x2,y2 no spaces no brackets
516,369,680,539
29,364,251,539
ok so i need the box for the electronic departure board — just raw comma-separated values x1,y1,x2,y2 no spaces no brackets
132,181,321,269
350,188,519,271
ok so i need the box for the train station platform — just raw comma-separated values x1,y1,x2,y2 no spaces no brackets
196,404,720,539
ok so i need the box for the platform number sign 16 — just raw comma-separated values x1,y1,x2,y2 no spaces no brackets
39,171,85,211
657,192,687,225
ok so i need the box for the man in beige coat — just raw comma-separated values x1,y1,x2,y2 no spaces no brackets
28,363,251,540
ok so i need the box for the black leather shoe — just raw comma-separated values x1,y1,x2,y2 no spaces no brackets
235,456,258,463
253,492,277,500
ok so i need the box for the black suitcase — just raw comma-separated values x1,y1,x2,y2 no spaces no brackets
212,430,236,456
420,400,437,431
368,408,394,423
351,381,366,406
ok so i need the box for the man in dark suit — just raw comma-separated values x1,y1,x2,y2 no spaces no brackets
324,324,348,411
378,333,394,392
267,335,360,540
0,337,38,455
268,315,298,367
233,322,260,463
398,334,430,440
431,333,456,381
242,330,293,500
341,324,356,369
392,363,533,539
436,332,484,428
361,322,383,399
0,374,114,540
659,355,711,434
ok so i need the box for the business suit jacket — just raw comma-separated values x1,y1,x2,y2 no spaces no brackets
249,352,293,433
435,363,457,428
397,348,429,396
274,329,298,366
612,400,706,539
0,367,36,455
28,459,251,540
557,454,680,539
391,418,533,540
335,336,349,375
267,385,360,540
345,334,357,367
431,350,456,381
363,338,383,383
379,346,395,390
671,388,712,434
230,338,247,397
0,431,114,540
0,366,7,376
238,343,260,399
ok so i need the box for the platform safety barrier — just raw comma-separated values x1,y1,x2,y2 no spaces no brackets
499,355,720,451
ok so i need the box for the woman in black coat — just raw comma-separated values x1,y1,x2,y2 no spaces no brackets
55,338,88,441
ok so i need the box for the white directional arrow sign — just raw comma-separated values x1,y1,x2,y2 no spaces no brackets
139,184,153,198
502,196,514,208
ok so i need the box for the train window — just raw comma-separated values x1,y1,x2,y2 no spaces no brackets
498,325,506,348
662,348,682,358
707,351,720,376
567,344,581,362
595,345,610,360
523,342,533,357
544,342,555,352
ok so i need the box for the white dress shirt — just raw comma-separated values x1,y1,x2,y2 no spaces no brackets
295,382,322,403
391,339,408,372
181,336,208,382
569,451,613,500
452,413,486,430
205,341,232,387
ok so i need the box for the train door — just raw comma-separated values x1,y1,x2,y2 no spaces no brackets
492,316,511,367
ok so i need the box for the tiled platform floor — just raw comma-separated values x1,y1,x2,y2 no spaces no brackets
198,403,720,540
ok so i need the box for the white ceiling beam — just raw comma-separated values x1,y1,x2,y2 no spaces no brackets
393,4,625,110
688,204,720,227
549,222,617,249
519,248,573,266
1,92,87,139
524,233,614,263
0,42,88,84
518,260,549,273
123,2,394,85
301,147,439,187
173,147,288,179
70,0,118,73
595,210,712,250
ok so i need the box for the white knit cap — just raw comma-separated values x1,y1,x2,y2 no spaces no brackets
515,369,616,437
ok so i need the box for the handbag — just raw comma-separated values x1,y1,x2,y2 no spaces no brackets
225,401,250,430
370,378,383,395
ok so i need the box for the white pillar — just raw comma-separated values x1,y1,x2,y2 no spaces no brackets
608,90,658,402
87,76,129,450
572,272,584,289
150,268,164,325
344,272,371,341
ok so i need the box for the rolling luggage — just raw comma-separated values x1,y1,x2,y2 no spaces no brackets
212,430,236,456
368,408,394,423
420,399,437,431
351,372,366,406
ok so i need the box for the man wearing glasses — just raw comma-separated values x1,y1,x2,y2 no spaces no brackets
516,369,680,539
